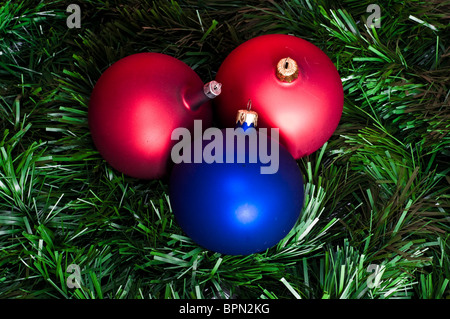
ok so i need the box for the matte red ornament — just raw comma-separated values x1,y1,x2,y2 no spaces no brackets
89,52,221,179
214,34,344,159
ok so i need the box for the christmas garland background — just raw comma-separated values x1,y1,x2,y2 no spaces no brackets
0,0,448,299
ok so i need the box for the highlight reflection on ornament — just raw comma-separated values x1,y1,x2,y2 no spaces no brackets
235,204,258,224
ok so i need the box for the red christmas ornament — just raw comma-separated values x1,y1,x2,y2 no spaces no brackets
214,34,344,159
89,52,221,179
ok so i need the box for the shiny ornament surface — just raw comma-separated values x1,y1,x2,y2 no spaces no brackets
169,111,304,255
214,34,344,159
89,52,217,179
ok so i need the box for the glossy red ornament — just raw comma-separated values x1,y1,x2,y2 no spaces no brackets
214,34,344,159
89,53,220,179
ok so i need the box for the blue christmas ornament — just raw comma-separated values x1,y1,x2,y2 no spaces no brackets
169,107,304,255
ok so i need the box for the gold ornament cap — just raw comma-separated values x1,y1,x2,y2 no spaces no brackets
236,109,258,128
276,57,299,83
